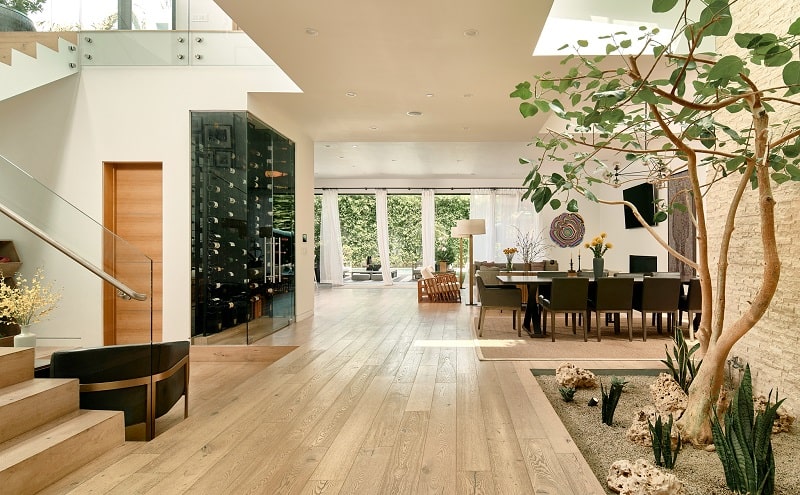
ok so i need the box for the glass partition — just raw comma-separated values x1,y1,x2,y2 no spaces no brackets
191,111,295,345
0,154,153,349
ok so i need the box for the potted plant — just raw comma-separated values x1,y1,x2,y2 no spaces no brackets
0,0,46,32
0,267,61,347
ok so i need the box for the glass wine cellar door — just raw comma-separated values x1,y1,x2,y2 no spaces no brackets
191,111,295,344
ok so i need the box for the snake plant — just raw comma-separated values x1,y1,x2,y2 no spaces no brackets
712,365,783,495
661,329,702,393
649,414,681,469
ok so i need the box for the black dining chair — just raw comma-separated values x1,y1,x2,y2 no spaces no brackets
632,277,682,341
679,278,702,341
539,277,590,342
476,275,522,337
588,277,635,342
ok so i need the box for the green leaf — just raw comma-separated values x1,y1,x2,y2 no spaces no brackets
789,18,800,35
701,1,732,37
654,211,668,223
577,39,589,47
637,87,659,104
782,143,800,158
566,199,579,212
571,93,581,106
771,172,791,184
707,55,744,83
606,43,617,54
534,99,551,113
519,102,539,118
786,164,800,180
652,0,679,13
557,43,569,51
764,45,792,67
510,81,533,100
549,198,562,209
620,39,632,49
734,33,759,49
585,190,598,203
550,172,566,186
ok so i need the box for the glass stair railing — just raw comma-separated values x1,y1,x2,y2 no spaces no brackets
0,154,153,349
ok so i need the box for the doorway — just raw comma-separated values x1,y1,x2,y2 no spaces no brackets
103,162,163,344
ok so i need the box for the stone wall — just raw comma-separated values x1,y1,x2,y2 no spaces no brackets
706,0,800,407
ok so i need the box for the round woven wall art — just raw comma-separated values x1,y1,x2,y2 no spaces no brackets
549,212,585,248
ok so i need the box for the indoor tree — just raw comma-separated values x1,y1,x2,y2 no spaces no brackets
511,0,800,445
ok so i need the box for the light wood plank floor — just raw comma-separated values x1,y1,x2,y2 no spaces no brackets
37,285,650,494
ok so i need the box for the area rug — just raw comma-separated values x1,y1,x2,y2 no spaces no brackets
472,315,675,362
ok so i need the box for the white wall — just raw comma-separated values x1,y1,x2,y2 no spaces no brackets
0,64,303,346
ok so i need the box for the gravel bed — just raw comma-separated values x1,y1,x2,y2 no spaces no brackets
536,374,799,495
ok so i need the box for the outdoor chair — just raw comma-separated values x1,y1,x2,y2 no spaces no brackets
476,275,522,337
632,277,682,341
587,277,635,342
417,266,461,302
539,277,590,342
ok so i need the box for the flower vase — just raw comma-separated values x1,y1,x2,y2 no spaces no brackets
592,257,605,279
14,325,37,347
505,255,513,271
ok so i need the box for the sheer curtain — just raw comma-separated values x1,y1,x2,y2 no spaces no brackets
470,189,540,263
320,190,344,285
421,189,435,268
375,190,393,286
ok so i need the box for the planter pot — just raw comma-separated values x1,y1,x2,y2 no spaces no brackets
593,257,605,279
438,261,448,272
0,5,36,32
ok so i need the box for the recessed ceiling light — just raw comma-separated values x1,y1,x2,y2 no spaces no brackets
369,126,378,130
464,28,479,37
338,156,344,159
407,111,423,117
305,28,318,36
345,91,357,97
324,144,331,148
425,93,434,98
352,145,358,148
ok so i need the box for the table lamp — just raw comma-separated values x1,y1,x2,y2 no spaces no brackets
457,218,486,305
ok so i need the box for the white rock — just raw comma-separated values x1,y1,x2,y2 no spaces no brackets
555,362,598,389
607,458,685,495
650,373,687,418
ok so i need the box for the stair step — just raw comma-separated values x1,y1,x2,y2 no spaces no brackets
0,409,124,495
0,378,79,444
0,348,34,389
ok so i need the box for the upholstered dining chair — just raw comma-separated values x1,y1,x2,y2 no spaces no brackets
587,277,635,342
679,278,702,341
632,277,682,341
476,275,522,337
538,277,590,342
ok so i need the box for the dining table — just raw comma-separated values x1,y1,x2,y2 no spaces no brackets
496,274,650,338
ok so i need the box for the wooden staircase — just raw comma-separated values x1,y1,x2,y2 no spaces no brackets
0,347,124,495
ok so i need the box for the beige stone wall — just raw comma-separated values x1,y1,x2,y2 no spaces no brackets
706,0,800,407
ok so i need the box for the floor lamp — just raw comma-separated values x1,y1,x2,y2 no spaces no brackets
450,225,469,288
457,218,485,306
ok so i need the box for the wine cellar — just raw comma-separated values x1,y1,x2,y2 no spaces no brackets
191,111,295,344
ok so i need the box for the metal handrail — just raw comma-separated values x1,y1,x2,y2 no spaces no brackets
0,200,148,301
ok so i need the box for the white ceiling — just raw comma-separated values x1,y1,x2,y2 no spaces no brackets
215,0,689,184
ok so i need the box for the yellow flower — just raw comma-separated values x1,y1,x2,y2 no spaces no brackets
0,268,61,327
601,232,607,238
584,242,590,248
606,242,613,249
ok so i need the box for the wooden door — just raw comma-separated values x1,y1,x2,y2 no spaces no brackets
103,162,163,344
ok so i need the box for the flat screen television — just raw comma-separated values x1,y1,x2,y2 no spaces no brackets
629,255,658,273
622,183,656,228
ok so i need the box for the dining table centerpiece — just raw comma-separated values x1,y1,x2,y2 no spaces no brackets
0,267,62,347
502,247,518,271
585,233,612,278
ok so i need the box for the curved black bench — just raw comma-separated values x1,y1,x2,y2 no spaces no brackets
50,341,189,441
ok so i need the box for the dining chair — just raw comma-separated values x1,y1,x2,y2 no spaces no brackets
538,277,590,342
679,278,702,340
476,275,522,337
632,277,682,341
588,277,635,342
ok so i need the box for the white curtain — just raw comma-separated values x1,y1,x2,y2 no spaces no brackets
421,189,435,268
320,190,344,285
375,190,393,286
470,189,540,263
470,189,494,262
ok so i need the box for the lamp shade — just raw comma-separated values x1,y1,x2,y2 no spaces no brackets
450,226,469,238
460,218,486,235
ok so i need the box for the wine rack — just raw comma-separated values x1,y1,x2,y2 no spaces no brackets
191,111,296,341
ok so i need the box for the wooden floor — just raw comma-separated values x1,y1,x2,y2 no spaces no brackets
34,285,658,495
